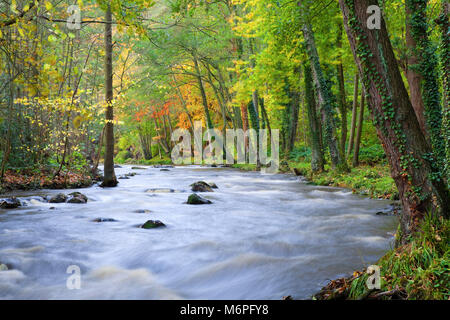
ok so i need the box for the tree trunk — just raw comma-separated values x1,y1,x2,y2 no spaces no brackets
347,73,359,157
304,62,325,172
138,129,153,161
405,5,427,136
193,56,213,129
301,20,345,170
153,117,170,154
240,102,249,151
353,87,365,167
336,24,348,161
339,0,450,242
288,90,300,153
406,0,445,171
260,97,272,140
101,3,118,187
436,1,449,182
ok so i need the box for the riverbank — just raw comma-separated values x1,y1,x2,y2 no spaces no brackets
0,168,94,195
114,157,173,166
0,157,174,195
314,214,449,300
232,161,398,200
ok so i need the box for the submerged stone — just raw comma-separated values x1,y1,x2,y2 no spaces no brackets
134,209,151,214
152,165,174,168
146,188,175,193
92,218,117,222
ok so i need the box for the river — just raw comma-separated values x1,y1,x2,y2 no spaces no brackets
0,165,397,299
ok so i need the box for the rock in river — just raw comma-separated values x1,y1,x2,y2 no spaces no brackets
152,165,174,168
67,192,88,204
131,167,146,170
190,181,214,192
134,209,151,214
146,188,176,193
141,220,166,229
48,193,68,203
208,182,218,189
187,193,212,205
0,197,21,209
92,218,117,222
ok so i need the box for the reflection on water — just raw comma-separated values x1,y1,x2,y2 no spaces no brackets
0,166,397,299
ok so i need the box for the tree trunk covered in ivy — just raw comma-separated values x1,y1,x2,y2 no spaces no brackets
436,1,449,183
301,21,344,170
405,4,427,136
405,0,445,174
102,3,118,188
339,0,450,242
304,62,325,172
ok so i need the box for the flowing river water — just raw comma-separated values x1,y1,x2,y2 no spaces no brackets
0,165,397,299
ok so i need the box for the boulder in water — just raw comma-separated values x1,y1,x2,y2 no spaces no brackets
131,166,146,170
114,164,122,168
0,264,8,271
67,192,88,204
118,176,130,180
190,181,214,192
208,182,218,189
187,193,212,205
141,220,166,229
48,193,68,204
160,168,170,172
0,197,21,209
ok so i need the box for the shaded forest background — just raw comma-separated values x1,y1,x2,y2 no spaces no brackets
1,1,449,235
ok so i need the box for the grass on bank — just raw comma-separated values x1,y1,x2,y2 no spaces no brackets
288,161,397,200
345,214,449,300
